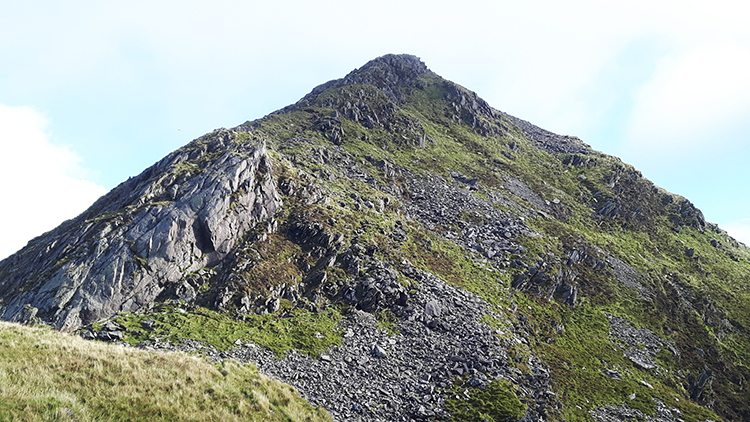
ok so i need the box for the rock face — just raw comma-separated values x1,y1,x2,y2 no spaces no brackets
1,54,749,421
0,134,281,331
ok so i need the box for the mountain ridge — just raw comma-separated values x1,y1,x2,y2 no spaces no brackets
2,53,749,421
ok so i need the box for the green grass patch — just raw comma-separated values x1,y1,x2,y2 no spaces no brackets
0,321,331,422
105,306,342,358
445,379,526,422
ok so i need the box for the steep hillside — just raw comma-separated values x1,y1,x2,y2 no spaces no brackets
2,54,749,421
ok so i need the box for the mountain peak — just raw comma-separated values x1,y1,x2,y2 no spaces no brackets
343,54,429,103
345,54,429,83
299,54,430,105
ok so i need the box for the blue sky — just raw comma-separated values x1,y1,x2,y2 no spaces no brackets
1,0,749,259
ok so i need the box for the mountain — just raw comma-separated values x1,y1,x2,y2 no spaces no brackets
2,54,750,421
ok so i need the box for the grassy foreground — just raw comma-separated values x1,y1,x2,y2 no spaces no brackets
0,321,331,422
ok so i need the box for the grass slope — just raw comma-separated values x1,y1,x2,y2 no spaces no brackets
0,321,331,422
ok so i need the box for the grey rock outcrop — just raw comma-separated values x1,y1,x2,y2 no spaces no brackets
591,399,698,422
0,134,281,331
607,314,676,373
300,54,429,106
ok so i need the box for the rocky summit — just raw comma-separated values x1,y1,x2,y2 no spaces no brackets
2,54,749,421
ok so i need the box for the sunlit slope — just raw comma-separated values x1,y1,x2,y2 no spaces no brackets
0,321,331,422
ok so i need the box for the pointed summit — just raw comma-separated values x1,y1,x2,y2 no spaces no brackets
341,54,430,102
354,53,429,74
299,54,430,106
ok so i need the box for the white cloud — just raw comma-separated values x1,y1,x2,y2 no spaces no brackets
0,105,107,260
624,44,750,154
723,219,750,247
